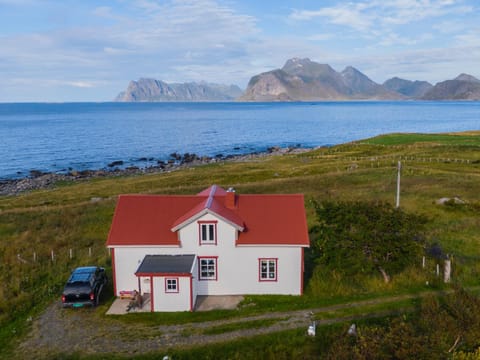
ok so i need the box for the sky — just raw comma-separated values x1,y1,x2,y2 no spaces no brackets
0,0,479,102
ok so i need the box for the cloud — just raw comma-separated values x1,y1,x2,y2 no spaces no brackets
1,0,478,101
306,33,334,42
341,44,480,83
3,0,309,101
92,6,114,18
9,78,101,88
65,81,96,88
0,0,35,4
290,6,372,31
377,32,433,47
432,20,467,34
289,0,472,32
455,29,480,46
124,0,258,49
0,1,261,86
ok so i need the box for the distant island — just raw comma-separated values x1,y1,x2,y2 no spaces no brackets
115,79,242,102
239,58,480,101
115,58,480,102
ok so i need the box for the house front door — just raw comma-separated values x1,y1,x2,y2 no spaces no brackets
140,276,151,294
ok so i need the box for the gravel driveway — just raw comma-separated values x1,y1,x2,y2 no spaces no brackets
15,293,425,359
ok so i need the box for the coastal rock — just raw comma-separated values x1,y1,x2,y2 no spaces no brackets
29,169,46,178
436,197,466,205
108,160,124,168
0,174,67,195
0,147,310,196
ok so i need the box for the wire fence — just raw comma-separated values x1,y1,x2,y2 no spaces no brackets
14,245,110,266
307,153,474,165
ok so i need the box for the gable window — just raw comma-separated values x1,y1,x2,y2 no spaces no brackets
199,257,218,280
259,258,277,282
198,221,217,245
165,278,179,293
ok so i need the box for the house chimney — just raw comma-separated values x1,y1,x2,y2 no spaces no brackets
225,187,236,209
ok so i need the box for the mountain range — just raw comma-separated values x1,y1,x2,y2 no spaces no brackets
239,58,480,101
115,58,480,102
115,78,243,102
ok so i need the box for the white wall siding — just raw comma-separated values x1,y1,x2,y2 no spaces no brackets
113,247,147,296
112,212,304,299
196,246,303,295
182,214,303,295
152,276,192,312
113,247,195,296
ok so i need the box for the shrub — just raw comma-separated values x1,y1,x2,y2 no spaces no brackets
310,200,428,283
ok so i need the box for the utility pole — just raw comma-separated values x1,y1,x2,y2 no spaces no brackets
396,161,401,208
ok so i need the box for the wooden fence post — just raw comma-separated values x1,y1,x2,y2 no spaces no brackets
444,259,451,283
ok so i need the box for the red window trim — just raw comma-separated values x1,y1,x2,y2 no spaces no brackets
198,256,218,281
258,258,278,282
198,221,218,246
165,277,179,293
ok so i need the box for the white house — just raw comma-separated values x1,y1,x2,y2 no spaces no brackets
106,185,310,312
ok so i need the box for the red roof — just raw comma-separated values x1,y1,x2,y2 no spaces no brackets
171,185,245,231
106,185,309,247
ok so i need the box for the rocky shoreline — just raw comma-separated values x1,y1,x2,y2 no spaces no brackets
0,146,311,196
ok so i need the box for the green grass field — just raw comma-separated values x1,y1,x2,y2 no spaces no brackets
1,131,480,357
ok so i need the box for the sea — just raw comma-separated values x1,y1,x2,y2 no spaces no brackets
0,101,479,180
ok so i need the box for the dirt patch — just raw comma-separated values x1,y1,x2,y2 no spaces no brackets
195,295,244,311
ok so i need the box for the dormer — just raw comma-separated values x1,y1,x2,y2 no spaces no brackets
170,185,245,234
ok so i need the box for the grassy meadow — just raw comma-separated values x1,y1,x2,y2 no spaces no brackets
1,131,480,356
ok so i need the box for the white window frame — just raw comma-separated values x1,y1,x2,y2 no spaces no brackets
198,221,217,245
199,257,218,281
259,258,278,282
165,278,179,293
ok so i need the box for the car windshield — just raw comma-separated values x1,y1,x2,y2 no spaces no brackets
68,270,94,283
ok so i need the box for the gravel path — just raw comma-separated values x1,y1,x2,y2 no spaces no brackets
15,292,429,359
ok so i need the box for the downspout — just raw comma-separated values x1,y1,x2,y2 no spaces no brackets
150,276,154,312
111,248,117,296
190,275,194,311
301,247,305,295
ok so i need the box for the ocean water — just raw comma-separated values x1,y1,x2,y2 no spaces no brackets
0,101,479,179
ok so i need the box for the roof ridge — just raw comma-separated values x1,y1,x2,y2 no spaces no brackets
205,184,217,209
